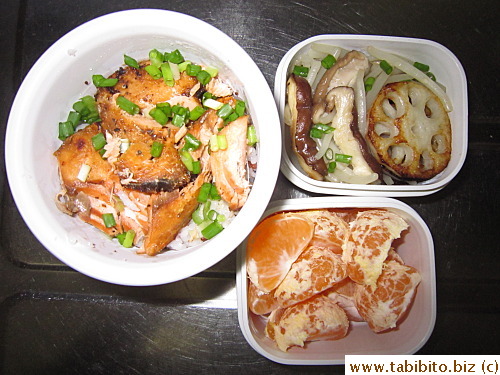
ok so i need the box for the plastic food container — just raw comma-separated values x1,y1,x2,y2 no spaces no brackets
236,197,436,365
5,9,281,286
274,35,468,196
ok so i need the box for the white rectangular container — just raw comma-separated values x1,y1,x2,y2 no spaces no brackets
236,197,436,365
274,35,468,196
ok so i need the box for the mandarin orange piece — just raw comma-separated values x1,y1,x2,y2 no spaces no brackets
265,294,349,352
274,245,347,308
324,278,364,322
246,212,314,293
343,209,408,287
248,280,280,315
295,210,349,254
354,260,421,333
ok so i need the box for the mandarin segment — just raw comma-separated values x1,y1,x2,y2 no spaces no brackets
274,246,347,308
325,278,364,322
343,210,409,287
265,294,349,352
295,210,349,254
354,260,421,332
248,280,280,315
246,212,315,293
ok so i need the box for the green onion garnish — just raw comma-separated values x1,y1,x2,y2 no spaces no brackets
210,184,221,200
91,132,107,151
166,49,184,64
217,103,233,120
325,148,334,161
145,65,162,79
191,160,201,174
67,111,81,128
247,125,258,146
192,205,204,224
426,72,436,81
364,76,376,92
122,230,136,248
235,100,246,117
328,161,337,173
149,107,169,125
225,112,239,123
157,102,172,118
204,66,218,77
58,121,74,141
189,106,206,121
102,213,116,228
92,74,118,87
179,150,194,171
413,61,430,72
71,96,100,124
310,123,334,138
207,209,218,221
161,62,175,86
380,60,393,75
149,49,164,68
183,133,201,151
293,65,309,77
201,221,224,239
116,96,140,115
150,141,164,158
178,61,191,72
321,54,336,69
217,134,228,150
198,183,212,203
77,164,91,182
335,153,352,164
196,70,212,85
124,54,139,69
186,64,202,76
203,98,224,110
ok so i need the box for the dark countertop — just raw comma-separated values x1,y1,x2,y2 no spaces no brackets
1,1,499,374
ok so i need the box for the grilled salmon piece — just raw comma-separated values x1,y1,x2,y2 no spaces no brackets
143,171,210,256
210,115,250,210
54,123,118,192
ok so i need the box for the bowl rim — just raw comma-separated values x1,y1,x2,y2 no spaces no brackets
236,196,436,364
5,9,281,286
274,34,468,197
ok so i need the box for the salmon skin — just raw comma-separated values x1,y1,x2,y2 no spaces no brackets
54,53,256,255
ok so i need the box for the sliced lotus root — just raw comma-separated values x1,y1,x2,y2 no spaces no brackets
367,81,451,180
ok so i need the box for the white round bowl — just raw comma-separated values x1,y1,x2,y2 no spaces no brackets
5,9,281,286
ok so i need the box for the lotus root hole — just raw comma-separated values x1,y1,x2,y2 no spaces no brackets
374,122,398,138
431,134,447,154
388,144,413,166
419,151,435,171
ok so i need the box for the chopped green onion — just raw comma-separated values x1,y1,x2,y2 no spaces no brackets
234,100,246,117
58,121,74,141
145,65,162,79
116,96,140,115
124,54,139,69
183,133,201,151
172,113,186,127
186,64,202,76
149,49,164,68
92,74,118,87
364,76,376,92
247,125,258,146
310,123,334,138
122,230,136,248
196,70,212,85
192,205,204,224
202,200,211,220
217,134,228,150
413,61,430,72
166,49,184,64
201,221,224,239
113,195,125,212
210,134,219,152
426,72,436,81
179,150,194,171
321,54,336,69
161,62,175,86
91,132,107,151
335,153,352,164
189,106,206,121
157,102,172,117
67,111,81,128
191,160,201,174
293,65,309,77
217,103,233,119
198,182,212,203
171,104,190,127
77,164,91,182
72,96,100,124
178,61,191,72
328,161,337,173
380,60,393,75
325,148,334,161
210,184,221,200
204,66,218,77
202,92,216,101
225,112,239,123
207,209,218,221
116,232,126,245
203,98,224,110
150,141,164,158
216,213,226,223
150,107,169,125
102,213,116,228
